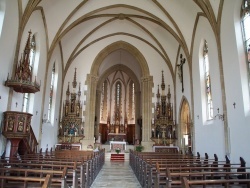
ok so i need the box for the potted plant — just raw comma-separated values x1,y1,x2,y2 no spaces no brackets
135,145,144,152
115,148,121,154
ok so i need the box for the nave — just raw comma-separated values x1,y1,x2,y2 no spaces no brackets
90,160,141,188
1,147,250,188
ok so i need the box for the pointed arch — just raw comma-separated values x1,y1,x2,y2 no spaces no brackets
178,95,192,154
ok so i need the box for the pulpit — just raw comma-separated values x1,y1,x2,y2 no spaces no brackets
2,111,38,159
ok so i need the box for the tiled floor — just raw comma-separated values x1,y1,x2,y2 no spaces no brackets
90,161,141,188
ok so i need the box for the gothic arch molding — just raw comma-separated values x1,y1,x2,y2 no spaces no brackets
90,40,150,77
83,41,154,150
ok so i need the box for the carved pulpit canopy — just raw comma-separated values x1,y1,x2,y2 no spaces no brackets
5,30,40,93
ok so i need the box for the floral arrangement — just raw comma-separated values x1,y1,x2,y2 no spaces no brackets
115,148,121,154
135,145,144,152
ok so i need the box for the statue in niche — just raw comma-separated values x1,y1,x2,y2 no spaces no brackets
65,105,69,116
76,105,80,116
80,126,84,135
7,119,14,131
68,124,77,135
17,121,24,132
71,100,75,112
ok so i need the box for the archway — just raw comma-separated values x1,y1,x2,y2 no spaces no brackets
179,96,192,154
82,41,154,151
95,64,140,145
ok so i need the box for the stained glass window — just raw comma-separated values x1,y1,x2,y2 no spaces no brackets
48,62,55,122
242,0,250,80
203,40,213,120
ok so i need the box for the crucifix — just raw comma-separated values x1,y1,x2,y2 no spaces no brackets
177,54,186,92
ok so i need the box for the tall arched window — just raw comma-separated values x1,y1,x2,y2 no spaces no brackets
114,81,122,121
203,40,213,120
128,80,135,120
22,35,36,112
242,0,250,82
100,80,108,121
0,1,6,37
48,62,55,122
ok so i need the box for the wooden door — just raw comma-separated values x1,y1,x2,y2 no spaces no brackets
99,124,107,144
127,124,135,145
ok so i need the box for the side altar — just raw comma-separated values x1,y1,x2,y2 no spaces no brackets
151,71,177,147
58,68,84,145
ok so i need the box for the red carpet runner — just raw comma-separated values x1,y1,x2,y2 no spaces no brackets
110,154,124,161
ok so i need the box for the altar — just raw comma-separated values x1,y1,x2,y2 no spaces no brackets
110,141,126,151
55,143,82,150
152,145,179,153
107,133,126,142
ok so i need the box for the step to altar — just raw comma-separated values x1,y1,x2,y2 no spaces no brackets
110,153,125,161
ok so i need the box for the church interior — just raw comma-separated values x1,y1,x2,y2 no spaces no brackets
0,0,250,187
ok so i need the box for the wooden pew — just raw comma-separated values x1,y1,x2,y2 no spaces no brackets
0,167,68,188
0,174,52,188
181,176,250,188
129,150,250,188
1,148,105,188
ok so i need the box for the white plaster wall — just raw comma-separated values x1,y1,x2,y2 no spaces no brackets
221,0,250,165
20,10,47,143
192,16,225,160
40,44,63,151
0,0,19,155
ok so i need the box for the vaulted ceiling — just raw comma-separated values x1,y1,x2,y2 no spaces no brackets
22,0,222,79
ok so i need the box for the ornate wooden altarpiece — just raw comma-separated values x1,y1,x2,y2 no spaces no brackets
151,71,177,146
58,68,84,144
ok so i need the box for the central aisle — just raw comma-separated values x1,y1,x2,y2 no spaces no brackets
90,161,141,188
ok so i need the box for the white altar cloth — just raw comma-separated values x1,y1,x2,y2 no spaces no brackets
110,141,126,150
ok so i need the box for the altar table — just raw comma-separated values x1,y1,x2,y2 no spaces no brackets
110,141,126,151
152,145,179,153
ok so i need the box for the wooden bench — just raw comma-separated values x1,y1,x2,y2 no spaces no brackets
0,174,52,188
129,150,250,188
1,149,105,188
181,176,250,188
0,167,68,188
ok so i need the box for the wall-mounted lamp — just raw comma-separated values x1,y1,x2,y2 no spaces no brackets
233,102,236,109
214,108,224,121
42,114,48,123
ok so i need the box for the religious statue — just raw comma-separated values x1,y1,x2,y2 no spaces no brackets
71,100,75,112
76,105,80,116
68,124,77,135
17,122,24,132
7,119,14,131
65,105,69,116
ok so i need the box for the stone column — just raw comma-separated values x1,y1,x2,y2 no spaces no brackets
135,91,141,142
140,76,154,151
81,74,98,149
95,90,102,138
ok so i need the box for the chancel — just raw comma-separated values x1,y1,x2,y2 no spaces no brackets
1,1,250,188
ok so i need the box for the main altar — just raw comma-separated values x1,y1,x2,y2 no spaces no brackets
151,71,177,147
57,68,84,148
